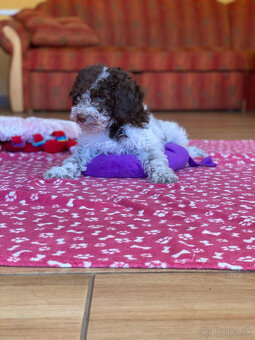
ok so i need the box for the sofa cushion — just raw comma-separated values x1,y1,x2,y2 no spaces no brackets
13,9,48,22
35,0,231,49
27,47,252,72
14,9,99,47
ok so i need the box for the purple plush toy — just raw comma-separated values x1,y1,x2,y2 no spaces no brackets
83,143,216,178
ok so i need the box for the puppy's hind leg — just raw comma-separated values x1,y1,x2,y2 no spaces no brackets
160,120,207,158
160,121,189,147
187,146,208,158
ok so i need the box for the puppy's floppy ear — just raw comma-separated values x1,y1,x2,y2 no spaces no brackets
69,68,91,105
106,68,149,127
69,76,81,106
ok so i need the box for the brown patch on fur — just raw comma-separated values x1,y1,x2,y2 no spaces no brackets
69,64,104,105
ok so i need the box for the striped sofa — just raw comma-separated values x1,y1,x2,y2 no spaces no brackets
0,0,255,112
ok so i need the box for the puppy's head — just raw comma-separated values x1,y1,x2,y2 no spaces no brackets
69,64,149,138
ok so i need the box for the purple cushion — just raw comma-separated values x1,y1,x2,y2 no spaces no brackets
83,143,190,178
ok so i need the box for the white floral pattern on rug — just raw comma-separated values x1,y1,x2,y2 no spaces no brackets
0,140,254,270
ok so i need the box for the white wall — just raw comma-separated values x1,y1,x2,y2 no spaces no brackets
0,0,45,98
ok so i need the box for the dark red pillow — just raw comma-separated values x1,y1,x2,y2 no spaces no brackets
14,9,99,47
13,9,48,23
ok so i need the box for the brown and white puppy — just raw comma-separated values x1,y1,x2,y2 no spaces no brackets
44,64,205,183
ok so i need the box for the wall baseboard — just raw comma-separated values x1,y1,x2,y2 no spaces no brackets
0,95,10,108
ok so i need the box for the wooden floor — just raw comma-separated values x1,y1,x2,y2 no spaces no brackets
0,109,255,339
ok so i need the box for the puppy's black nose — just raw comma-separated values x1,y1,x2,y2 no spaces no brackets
77,114,86,123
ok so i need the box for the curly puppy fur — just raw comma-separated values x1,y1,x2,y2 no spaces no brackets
44,64,206,183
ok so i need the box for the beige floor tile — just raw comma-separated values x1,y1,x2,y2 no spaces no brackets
87,272,255,340
0,274,90,340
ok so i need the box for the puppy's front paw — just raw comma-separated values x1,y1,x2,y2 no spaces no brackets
150,168,178,184
43,166,75,179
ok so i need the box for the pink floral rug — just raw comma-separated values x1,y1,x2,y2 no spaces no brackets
0,140,254,270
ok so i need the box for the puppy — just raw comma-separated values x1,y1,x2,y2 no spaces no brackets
43,64,205,183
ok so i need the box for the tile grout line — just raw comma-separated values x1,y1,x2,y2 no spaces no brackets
86,270,255,275
80,273,95,340
0,269,254,277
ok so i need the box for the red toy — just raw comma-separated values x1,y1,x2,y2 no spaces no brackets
1,131,77,153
